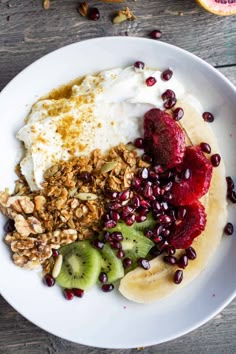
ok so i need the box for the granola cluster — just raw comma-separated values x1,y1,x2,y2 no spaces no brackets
0,143,148,270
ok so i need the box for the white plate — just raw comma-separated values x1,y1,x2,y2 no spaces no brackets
0,37,235,349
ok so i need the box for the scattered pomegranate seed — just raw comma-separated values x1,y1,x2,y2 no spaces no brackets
64,289,74,300
88,7,100,21
119,190,130,201
182,168,192,180
149,29,162,39
153,235,163,243
144,229,153,238
178,255,188,269
186,247,197,260
134,61,145,71
44,274,55,287
135,214,147,223
78,172,91,182
162,69,173,81
101,284,114,292
140,200,151,209
202,112,214,122
173,107,184,121
162,228,170,237
117,250,125,259
158,214,172,224
211,153,221,167
146,77,157,87
166,246,176,256
132,177,142,190
134,137,144,149
92,240,104,250
226,176,234,191
4,219,15,233
164,97,177,109
164,255,177,265
73,288,84,298
152,200,161,211
52,249,59,257
143,184,153,198
137,258,150,270
153,185,161,196
162,89,176,101
125,214,136,226
131,195,141,208
228,190,236,203
123,257,132,268
174,269,183,284
99,272,108,283
142,153,153,163
111,231,123,242
110,241,122,250
177,207,187,220
104,219,117,229
103,231,111,242
140,167,149,180
224,222,234,235
110,211,120,222
200,142,211,154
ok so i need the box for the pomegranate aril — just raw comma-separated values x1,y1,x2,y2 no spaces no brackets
104,220,117,229
178,255,188,269
153,185,161,196
143,184,153,198
174,269,183,284
117,250,125,259
108,202,121,210
161,89,176,101
149,29,162,39
64,289,74,300
132,177,142,190
177,207,187,220
99,272,108,283
131,195,141,208
163,181,173,191
153,235,163,243
166,246,176,256
140,200,151,209
78,172,91,182
123,257,132,268
182,168,192,180
161,228,170,237
153,165,164,174
160,202,169,211
154,225,164,236
119,190,130,201
92,240,104,250
149,171,159,181
162,69,173,81
110,211,120,222
152,200,161,211
88,7,100,20
226,176,234,191
111,231,123,242
135,214,147,223
125,214,135,226
140,167,149,180
173,107,184,121
106,191,118,200
4,219,15,233
110,241,122,250
211,154,221,167
137,258,150,270
134,137,144,149
122,205,134,216
202,111,214,123
158,214,172,224
144,229,153,238
73,288,84,298
224,222,234,235
142,153,153,163
101,284,114,292
200,142,211,154
164,255,177,265
134,61,145,71
44,274,55,287
228,190,236,203
103,231,111,242
52,249,59,257
186,247,197,260
164,97,177,109
146,77,157,87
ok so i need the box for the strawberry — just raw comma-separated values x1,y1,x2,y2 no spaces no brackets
143,109,186,169
169,201,206,249
171,146,213,205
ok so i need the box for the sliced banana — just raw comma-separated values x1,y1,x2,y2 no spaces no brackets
119,101,227,303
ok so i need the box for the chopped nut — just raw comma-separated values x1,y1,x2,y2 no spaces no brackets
78,2,88,17
7,196,34,214
77,192,98,201
34,196,46,211
14,215,44,237
113,7,136,24
42,0,50,10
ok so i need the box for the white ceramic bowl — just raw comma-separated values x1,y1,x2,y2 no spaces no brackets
0,37,235,349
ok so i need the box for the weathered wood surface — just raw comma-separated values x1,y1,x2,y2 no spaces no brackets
0,0,235,352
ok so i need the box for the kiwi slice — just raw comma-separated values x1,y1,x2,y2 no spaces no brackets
133,213,157,232
100,244,124,283
56,241,101,290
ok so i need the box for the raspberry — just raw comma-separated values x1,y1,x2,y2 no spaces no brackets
171,146,213,205
143,109,186,169
169,201,206,249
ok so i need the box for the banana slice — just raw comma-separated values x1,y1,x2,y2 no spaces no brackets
119,101,227,303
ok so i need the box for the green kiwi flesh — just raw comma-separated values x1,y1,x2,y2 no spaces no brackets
100,244,124,282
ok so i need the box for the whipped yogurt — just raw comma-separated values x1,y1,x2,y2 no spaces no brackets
17,66,186,191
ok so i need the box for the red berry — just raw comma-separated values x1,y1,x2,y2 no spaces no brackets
168,201,206,249
161,69,173,81
202,112,214,122
146,77,157,87
149,29,162,39
73,288,84,297
88,7,100,21
143,109,186,169
64,289,74,300
171,146,213,205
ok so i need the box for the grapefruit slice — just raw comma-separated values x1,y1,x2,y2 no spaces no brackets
197,0,236,15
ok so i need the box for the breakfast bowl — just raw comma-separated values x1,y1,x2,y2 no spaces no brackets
0,37,235,348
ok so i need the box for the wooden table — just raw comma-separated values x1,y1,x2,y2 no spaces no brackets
0,1,235,352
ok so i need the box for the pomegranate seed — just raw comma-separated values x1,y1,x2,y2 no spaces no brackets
44,274,55,287
228,190,236,203
200,142,211,154
164,97,177,109
163,181,173,191
117,250,125,259
101,283,114,292
110,211,120,222
161,228,170,237
108,202,121,211
173,107,184,121
119,190,130,201
132,177,142,190
52,249,59,257
99,272,108,283
178,255,188,269
131,195,141,208
134,61,145,71
162,89,176,101
177,207,187,220
146,77,157,87
64,289,74,300
152,200,161,211
164,255,177,265
125,214,136,226
153,185,161,196
203,111,214,123
224,222,234,235
154,225,164,236
73,288,84,298
143,184,153,198
160,202,169,211
149,29,162,39
174,270,183,284
78,172,91,182
103,231,111,242
149,171,159,181
88,7,100,20
135,214,147,223
182,168,192,180
123,257,132,268
137,258,150,270
186,247,197,260
153,165,164,174
140,200,151,209
166,246,176,256
158,214,172,224
4,219,15,233
110,241,122,250
134,138,144,149
111,231,123,242
122,205,134,216
162,69,173,81
144,229,153,238
153,235,163,243
142,153,153,163
226,176,234,191
92,240,104,250
104,220,117,229
211,154,221,167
